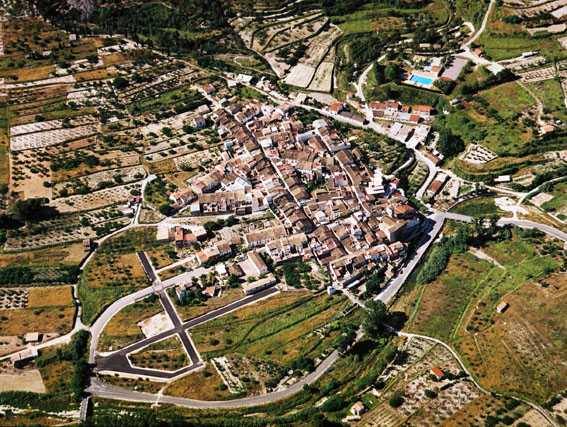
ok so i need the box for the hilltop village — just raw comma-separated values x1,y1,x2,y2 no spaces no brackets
0,0,565,426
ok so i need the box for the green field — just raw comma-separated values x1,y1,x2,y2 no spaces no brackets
406,227,564,402
527,78,567,124
191,291,351,366
441,82,536,155
78,228,163,324
129,85,206,115
455,0,489,27
539,181,567,219
478,5,565,61
451,196,502,217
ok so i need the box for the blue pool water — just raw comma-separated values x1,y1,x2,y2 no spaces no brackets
410,74,434,85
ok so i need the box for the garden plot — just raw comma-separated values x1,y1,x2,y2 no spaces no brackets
140,110,199,136
0,288,29,309
211,356,245,394
174,149,222,172
4,214,129,251
518,65,557,83
460,144,497,164
365,338,487,426
144,144,195,163
10,151,52,199
0,286,75,337
11,118,67,136
53,165,146,197
308,57,335,93
2,74,75,90
50,183,140,213
262,15,326,52
10,123,99,151
284,26,341,88
129,335,189,372
119,67,199,104
10,115,96,138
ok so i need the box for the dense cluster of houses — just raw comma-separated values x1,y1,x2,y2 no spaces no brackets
157,85,423,289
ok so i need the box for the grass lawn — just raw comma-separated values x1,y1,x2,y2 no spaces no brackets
455,0,490,27
479,82,535,120
450,196,502,217
129,335,189,371
129,85,206,115
331,2,446,34
98,295,164,352
408,252,494,341
191,291,350,366
236,85,268,101
456,272,566,403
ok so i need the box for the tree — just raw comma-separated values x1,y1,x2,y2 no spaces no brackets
389,391,404,408
227,274,240,288
363,299,389,339
365,270,384,296
113,76,129,90
384,63,401,82
425,389,438,399
437,129,464,158
10,198,59,222
291,356,315,373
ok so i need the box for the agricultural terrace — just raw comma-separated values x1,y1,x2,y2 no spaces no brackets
405,225,565,403
531,181,567,220
189,291,356,396
438,82,537,156
478,3,566,61
0,286,75,336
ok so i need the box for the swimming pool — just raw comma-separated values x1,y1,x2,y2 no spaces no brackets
410,74,434,85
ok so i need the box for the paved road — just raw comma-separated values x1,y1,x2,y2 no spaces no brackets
95,286,280,379
375,213,445,304
519,175,567,205
438,211,567,242
89,349,340,409
497,218,567,242
464,0,495,48
138,251,158,282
